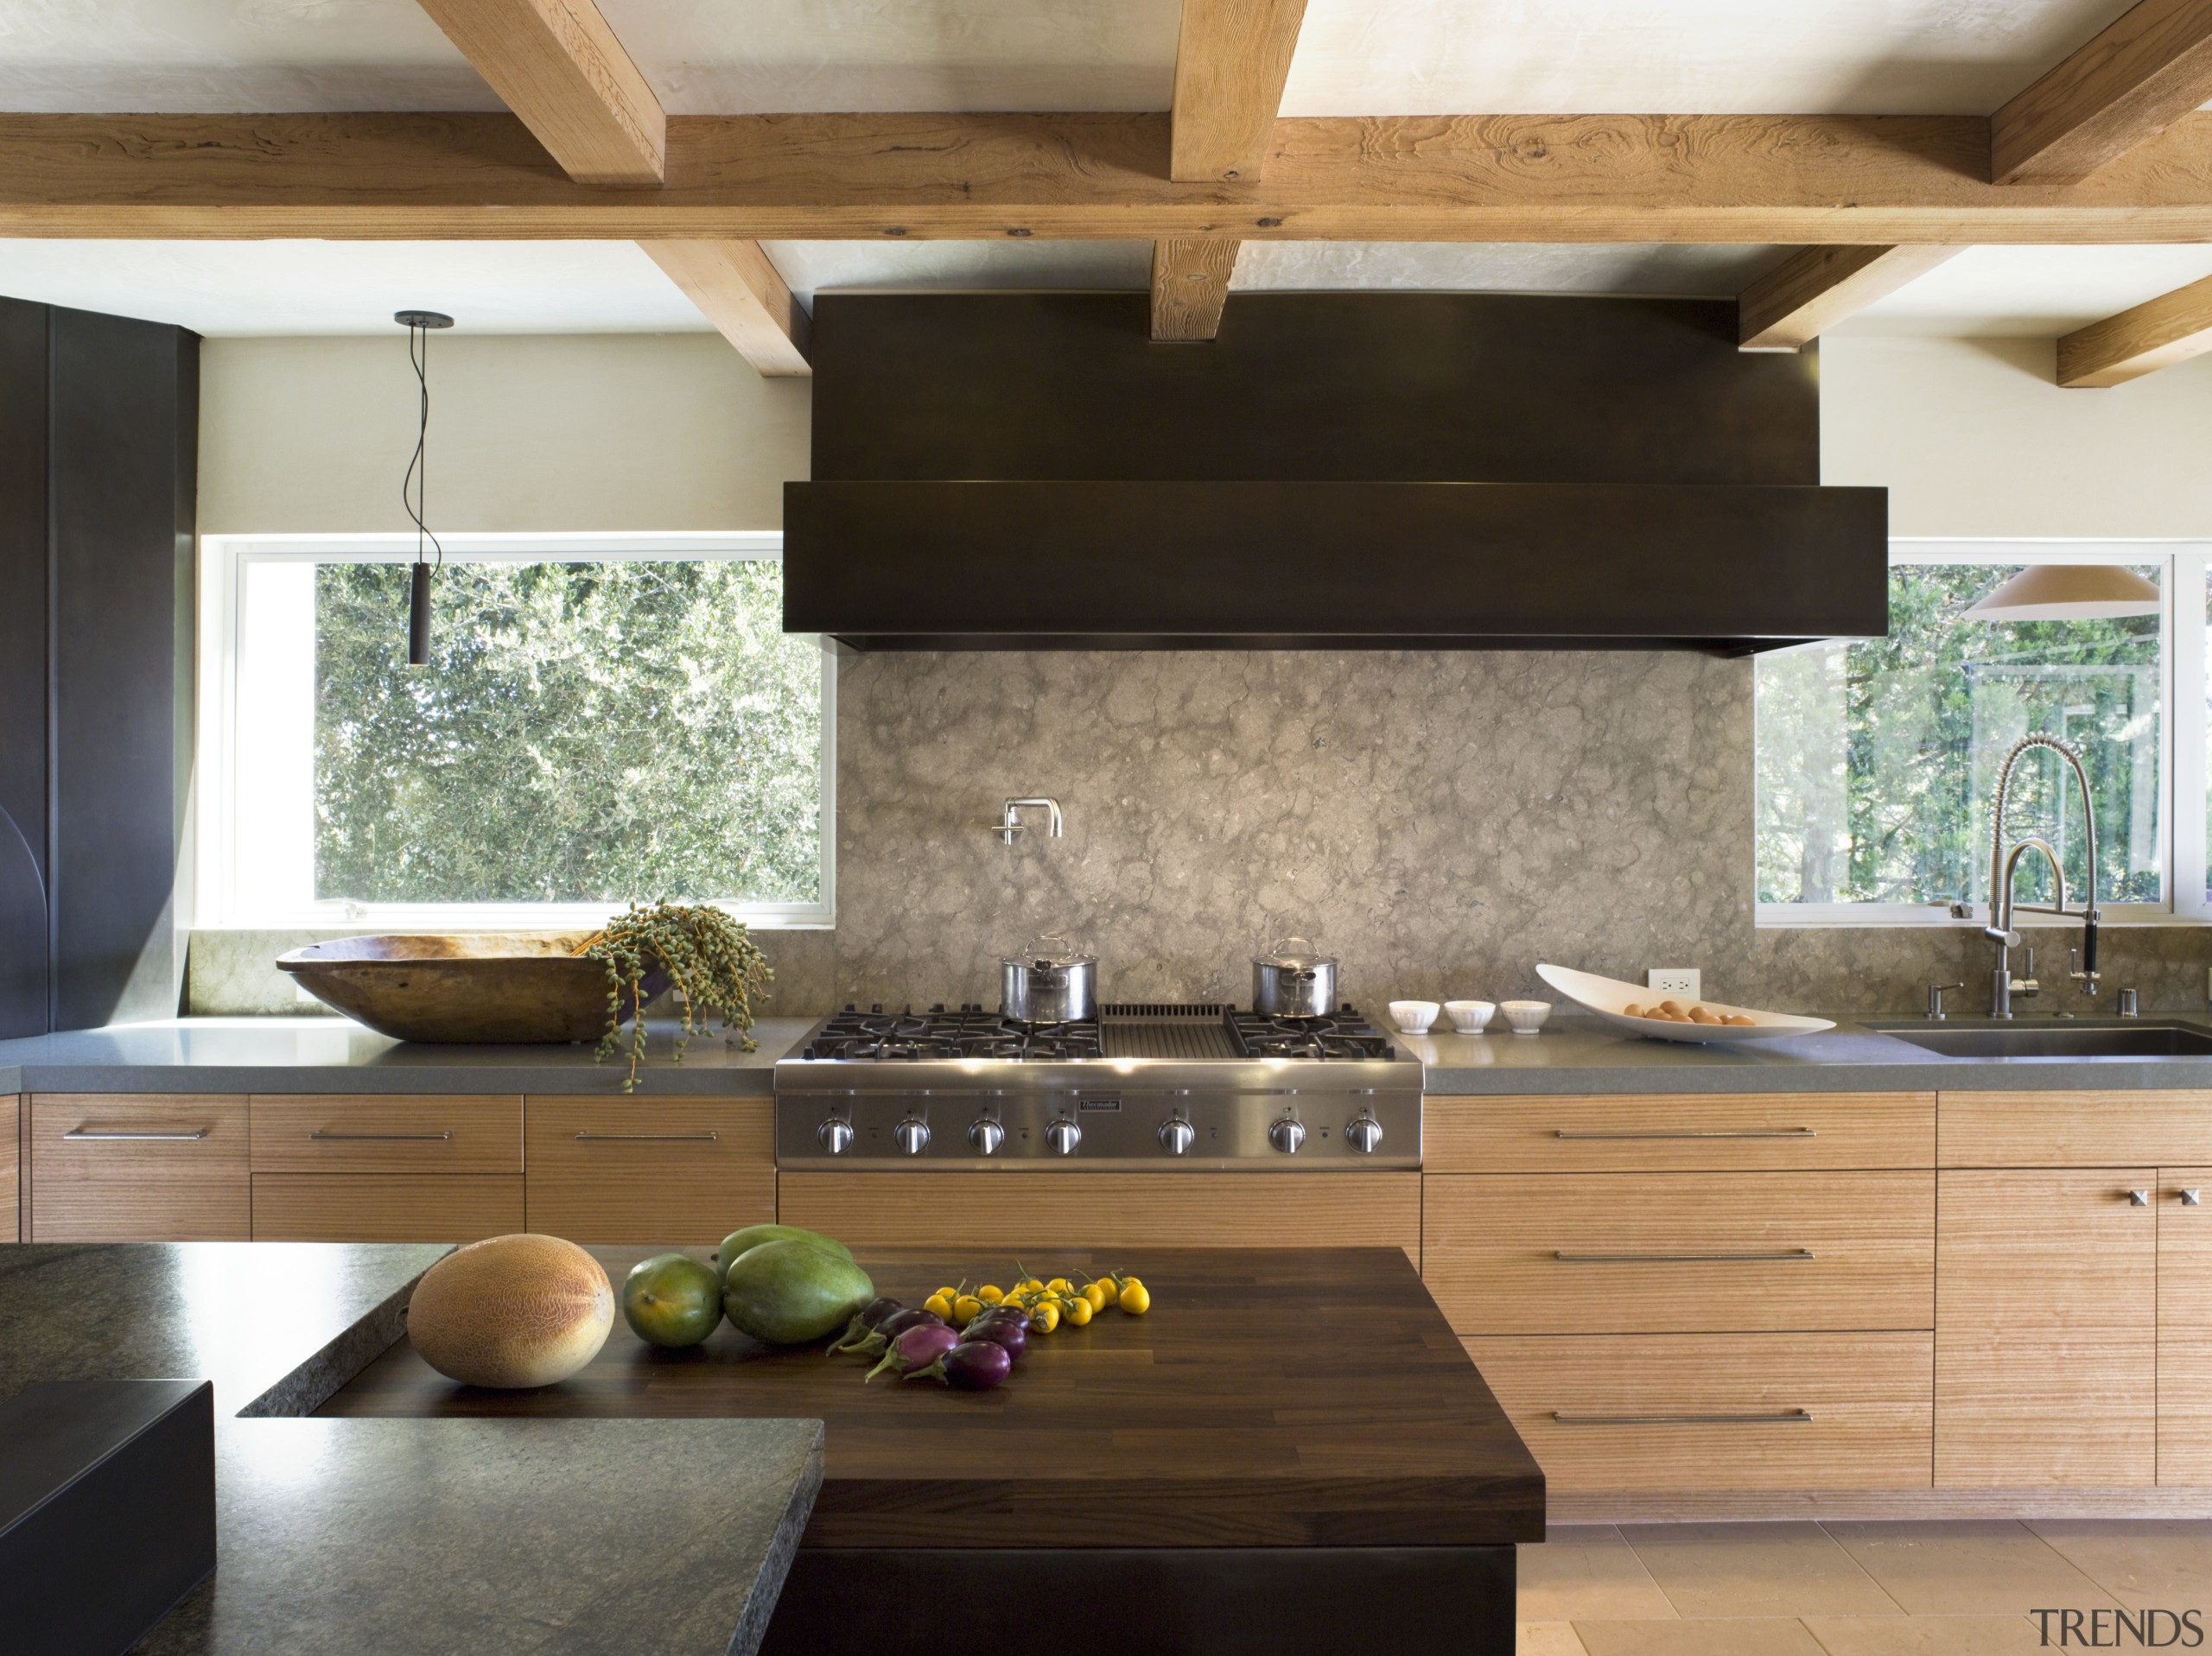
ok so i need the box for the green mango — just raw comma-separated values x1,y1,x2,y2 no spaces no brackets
721,1239,875,1347
714,1224,854,1281
621,1253,723,1349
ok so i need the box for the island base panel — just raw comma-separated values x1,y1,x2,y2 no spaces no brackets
761,1545,1514,1656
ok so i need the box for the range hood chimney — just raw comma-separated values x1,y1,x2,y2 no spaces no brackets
783,293,1886,653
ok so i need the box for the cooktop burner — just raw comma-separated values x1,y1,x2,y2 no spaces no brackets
798,1003,1396,1063
1225,1009,1397,1061
801,1005,1104,1062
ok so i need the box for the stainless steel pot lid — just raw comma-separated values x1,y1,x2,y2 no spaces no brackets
1004,935,1096,968
1254,936,1336,969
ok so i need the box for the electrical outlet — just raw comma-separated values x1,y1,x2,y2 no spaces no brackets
1648,968,1701,999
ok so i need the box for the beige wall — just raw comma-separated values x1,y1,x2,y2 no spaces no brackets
1822,334,2212,539
198,333,809,536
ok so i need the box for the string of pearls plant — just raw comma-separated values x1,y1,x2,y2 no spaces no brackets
571,903,773,1091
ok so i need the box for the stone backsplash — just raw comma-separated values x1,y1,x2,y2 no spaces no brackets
188,649,2212,1020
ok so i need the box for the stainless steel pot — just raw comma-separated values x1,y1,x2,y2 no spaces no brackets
1251,936,1339,1017
999,936,1098,1024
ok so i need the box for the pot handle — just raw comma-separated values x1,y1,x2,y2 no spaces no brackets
1267,936,1314,956
1022,934,1072,962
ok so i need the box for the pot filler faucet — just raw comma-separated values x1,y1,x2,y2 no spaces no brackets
990,797,1065,844
1983,734,2100,1018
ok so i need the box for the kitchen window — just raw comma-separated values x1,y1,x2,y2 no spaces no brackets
197,533,833,929
1756,541,2211,925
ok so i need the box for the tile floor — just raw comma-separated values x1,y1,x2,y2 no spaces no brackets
1519,1521,2212,1653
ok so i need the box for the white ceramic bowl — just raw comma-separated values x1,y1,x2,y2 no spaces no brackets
1388,999,1440,1034
1534,962,1836,1044
1444,999,1496,1033
1500,999,1552,1035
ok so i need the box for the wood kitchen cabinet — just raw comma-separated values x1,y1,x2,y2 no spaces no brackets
1936,1168,2158,1487
3,1094,18,1241
525,1096,775,1244
2160,1169,2212,1485
249,1094,525,1243
29,1094,251,1241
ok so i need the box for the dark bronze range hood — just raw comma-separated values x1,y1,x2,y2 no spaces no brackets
782,293,1888,654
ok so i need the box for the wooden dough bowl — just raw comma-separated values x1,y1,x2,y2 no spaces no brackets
276,933,664,1044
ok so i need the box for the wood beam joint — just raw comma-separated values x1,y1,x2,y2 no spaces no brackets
1150,238,1240,340
1738,244,1963,352
1993,0,2212,183
640,240,810,375
1170,0,1310,183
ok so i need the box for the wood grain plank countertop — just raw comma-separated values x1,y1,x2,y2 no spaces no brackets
319,1244,1547,1548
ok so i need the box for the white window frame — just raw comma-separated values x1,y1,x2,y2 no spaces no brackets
194,530,836,930
1758,537,2210,930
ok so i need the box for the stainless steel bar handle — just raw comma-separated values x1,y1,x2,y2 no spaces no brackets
310,1130,454,1142
1553,1409,1814,1426
1554,1128,1815,1140
575,1131,720,1143
1554,1248,1816,1264
64,1128,207,1142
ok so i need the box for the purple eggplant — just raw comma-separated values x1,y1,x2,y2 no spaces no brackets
961,1317,1027,1361
865,1321,960,1383
879,1307,946,1338
828,1297,909,1355
911,1339,1013,1391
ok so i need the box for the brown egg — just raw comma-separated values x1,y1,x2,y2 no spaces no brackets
1622,1002,1644,1018
407,1234,614,1389
1688,1006,1719,1025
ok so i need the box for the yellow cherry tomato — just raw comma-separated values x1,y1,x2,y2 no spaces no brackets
1118,1280,1151,1316
1046,1277,1073,1295
1081,1282,1108,1311
1029,1301,1060,1334
924,1291,955,1322
953,1294,984,1324
978,1285,1005,1304
1016,1278,1045,1295
1090,1277,1118,1308
1060,1295,1093,1327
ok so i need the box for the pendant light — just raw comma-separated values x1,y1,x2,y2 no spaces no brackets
1964,564,2162,622
395,308,454,665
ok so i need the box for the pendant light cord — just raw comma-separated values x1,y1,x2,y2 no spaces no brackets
402,320,444,574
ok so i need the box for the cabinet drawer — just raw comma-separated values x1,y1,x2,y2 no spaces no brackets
30,1094,250,1241
1423,1171,1934,1334
251,1174,524,1242
1940,1090,2212,1167
780,1171,1421,1259
1426,1093,1934,1173
1465,1332,1934,1492
525,1097,774,1245
250,1094,524,1174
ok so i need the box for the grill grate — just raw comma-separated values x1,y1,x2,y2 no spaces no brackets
1099,1008,1241,1061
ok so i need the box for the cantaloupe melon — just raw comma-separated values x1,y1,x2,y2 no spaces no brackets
407,1233,614,1388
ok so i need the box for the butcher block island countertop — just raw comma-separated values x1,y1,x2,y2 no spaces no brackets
323,1244,1543,1548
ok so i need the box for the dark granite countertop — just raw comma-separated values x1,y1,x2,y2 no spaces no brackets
0,1244,822,1655
13,1010,2212,1099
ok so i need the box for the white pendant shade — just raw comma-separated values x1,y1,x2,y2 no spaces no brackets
1964,564,2162,622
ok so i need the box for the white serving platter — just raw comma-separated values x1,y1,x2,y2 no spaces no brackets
1535,963,1835,1044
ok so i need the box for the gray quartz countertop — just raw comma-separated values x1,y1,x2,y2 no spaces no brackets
0,1016,818,1095
0,1243,822,1656
13,1010,2212,1097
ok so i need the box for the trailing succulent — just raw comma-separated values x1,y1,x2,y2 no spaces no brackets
573,903,773,1091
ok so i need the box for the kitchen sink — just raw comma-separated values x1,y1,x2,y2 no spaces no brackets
1865,1021,2212,1058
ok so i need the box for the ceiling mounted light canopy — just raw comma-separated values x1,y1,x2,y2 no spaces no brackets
396,308,454,667
1964,563,2162,622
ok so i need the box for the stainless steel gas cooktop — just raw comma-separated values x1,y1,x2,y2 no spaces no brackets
773,1003,1422,1171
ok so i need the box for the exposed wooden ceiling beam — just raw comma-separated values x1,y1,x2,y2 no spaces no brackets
20,111,2212,243
1738,244,1965,351
414,0,664,185
2057,271,2212,384
1170,0,1310,184
1993,0,2212,183
1150,239,1240,340
640,239,811,375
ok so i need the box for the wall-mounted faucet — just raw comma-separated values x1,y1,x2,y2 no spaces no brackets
1983,734,2100,1018
990,797,1065,844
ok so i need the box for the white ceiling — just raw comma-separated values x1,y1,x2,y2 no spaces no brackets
0,0,2140,115
9,239,2212,339
0,0,2199,341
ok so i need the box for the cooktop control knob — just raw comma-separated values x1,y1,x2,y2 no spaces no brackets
893,1114,931,1156
1159,1115,1196,1156
1344,1111,1384,1154
969,1116,1005,1156
1046,1115,1083,1156
1268,1114,1306,1155
818,1116,854,1155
